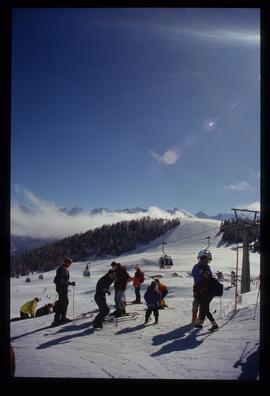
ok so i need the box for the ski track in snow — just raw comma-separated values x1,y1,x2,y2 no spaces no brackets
10,219,260,380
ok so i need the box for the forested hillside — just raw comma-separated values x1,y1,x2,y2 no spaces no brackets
11,217,180,277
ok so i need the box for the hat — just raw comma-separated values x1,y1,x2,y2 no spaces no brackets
64,257,73,265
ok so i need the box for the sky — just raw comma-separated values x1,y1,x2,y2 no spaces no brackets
11,7,260,230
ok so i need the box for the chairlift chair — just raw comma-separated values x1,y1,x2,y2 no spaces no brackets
159,242,173,268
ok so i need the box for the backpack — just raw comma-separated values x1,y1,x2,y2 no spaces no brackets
208,277,223,297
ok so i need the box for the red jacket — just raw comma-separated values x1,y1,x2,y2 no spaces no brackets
133,269,144,288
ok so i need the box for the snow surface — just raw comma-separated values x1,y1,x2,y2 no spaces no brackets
10,219,260,380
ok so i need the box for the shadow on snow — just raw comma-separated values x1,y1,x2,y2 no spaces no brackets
36,321,94,349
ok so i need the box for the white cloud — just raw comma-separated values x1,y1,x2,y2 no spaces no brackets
149,147,181,165
235,201,260,212
11,187,189,239
225,181,252,192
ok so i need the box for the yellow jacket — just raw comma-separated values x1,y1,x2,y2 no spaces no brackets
20,300,38,317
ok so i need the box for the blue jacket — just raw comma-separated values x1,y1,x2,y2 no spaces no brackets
144,288,161,308
191,263,212,285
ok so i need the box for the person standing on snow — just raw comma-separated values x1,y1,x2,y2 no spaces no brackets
191,254,212,324
131,264,145,304
51,257,75,326
93,269,116,329
111,262,132,317
19,297,40,319
193,264,219,331
144,281,161,324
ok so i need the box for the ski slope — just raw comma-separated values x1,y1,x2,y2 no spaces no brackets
10,219,260,380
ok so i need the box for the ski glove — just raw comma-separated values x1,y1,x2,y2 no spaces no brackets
69,281,76,286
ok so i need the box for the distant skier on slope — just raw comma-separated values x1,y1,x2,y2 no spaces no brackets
51,257,75,327
193,264,219,331
131,264,145,304
191,254,212,324
144,281,161,324
93,269,116,329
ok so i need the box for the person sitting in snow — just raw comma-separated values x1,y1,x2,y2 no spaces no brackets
191,254,212,324
93,269,116,329
154,279,168,309
19,297,40,319
193,264,219,331
144,281,161,324
35,303,53,317
131,264,145,304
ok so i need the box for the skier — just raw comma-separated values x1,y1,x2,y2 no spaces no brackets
51,257,75,327
93,269,116,329
111,262,132,317
191,254,212,324
154,279,168,309
35,303,53,317
19,297,40,319
144,281,161,324
193,264,219,331
131,264,145,304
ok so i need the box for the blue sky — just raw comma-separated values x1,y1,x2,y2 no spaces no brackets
11,7,260,218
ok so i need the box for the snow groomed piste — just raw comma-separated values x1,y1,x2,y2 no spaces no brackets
10,219,260,380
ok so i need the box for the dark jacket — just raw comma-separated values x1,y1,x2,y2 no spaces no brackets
114,265,131,291
54,264,70,288
96,274,115,296
144,287,161,308
193,273,213,300
191,262,212,284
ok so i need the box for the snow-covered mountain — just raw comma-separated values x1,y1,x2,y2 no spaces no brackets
10,205,235,255
195,211,235,220
11,206,195,253
59,206,194,218
10,218,260,380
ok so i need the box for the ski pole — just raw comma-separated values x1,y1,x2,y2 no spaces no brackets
72,285,75,324
253,282,260,320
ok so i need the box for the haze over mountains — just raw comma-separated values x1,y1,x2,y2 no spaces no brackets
11,205,234,256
